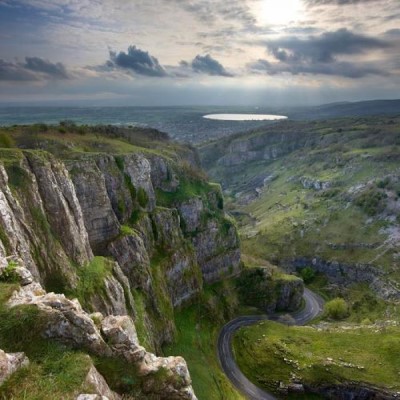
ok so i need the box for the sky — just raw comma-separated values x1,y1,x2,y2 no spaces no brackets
0,0,399,106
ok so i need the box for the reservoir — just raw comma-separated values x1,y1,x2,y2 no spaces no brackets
203,114,288,121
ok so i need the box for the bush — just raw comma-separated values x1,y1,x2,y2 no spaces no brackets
354,187,387,216
325,298,349,320
299,267,316,284
0,260,19,283
377,177,390,189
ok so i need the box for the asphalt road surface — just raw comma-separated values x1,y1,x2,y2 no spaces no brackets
217,288,325,400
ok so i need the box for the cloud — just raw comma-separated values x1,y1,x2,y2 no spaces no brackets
264,29,388,64
305,0,382,5
102,46,233,78
0,57,70,81
246,28,391,78
24,57,69,79
171,0,256,27
190,54,233,76
108,45,167,77
247,58,387,78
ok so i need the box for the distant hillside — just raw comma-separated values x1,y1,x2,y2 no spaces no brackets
199,115,400,300
288,99,400,120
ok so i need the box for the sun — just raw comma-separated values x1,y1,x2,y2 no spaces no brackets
255,0,304,26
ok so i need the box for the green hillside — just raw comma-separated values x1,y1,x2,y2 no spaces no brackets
199,116,400,296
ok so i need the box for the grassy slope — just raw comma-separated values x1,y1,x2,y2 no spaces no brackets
0,123,189,160
164,281,245,400
198,116,400,394
201,117,400,281
233,320,400,395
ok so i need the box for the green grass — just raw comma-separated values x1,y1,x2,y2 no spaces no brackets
233,320,400,395
119,224,136,237
132,290,154,352
164,281,244,400
156,179,208,208
71,256,114,310
164,308,244,400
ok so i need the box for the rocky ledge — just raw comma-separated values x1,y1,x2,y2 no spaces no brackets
4,267,197,400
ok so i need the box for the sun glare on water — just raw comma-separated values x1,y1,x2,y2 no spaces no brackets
255,0,304,25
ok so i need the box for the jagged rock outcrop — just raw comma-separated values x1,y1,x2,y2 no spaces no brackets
101,315,197,400
80,364,121,400
236,267,304,313
0,349,29,386
8,282,111,356
7,283,197,400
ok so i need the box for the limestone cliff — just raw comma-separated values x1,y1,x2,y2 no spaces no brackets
0,126,241,351
0,125,242,399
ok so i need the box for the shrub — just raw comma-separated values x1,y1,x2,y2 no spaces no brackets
354,187,387,216
0,260,19,283
377,177,390,189
119,225,134,237
325,298,349,320
299,266,316,284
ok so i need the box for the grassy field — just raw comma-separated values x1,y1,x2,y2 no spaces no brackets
233,320,400,395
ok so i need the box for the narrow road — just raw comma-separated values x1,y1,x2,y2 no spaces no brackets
217,288,324,400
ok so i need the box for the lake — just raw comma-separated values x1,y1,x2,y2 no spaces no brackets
203,114,288,121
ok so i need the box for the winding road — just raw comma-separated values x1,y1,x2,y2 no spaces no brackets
217,288,325,400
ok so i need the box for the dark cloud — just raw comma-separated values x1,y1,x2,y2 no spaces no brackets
0,57,70,81
108,46,167,77
190,54,233,77
248,58,387,78
24,57,69,79
247,29,391,78
265,29,387,64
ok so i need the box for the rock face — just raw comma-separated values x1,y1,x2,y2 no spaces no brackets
0,146,241,351
291,258,400,300
81,364,121,400
7,283,197,400
0,349,29,386
0,139,242,399
236,267,304,313
8,282,111,356
101,315,197,400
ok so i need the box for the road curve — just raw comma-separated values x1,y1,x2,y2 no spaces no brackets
217,288,324,400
